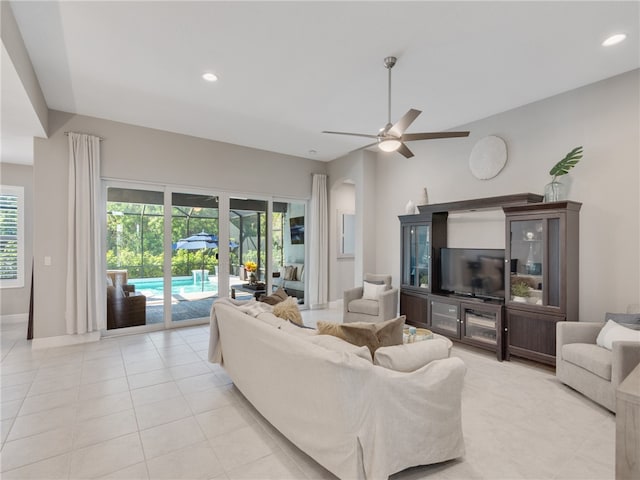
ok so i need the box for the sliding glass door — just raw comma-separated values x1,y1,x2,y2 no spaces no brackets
170,193,219,323
105,187,164,330
105,184,308,332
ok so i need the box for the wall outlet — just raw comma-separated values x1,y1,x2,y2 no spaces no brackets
44,256,52,266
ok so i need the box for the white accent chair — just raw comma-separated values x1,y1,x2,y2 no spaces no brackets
556,321,640,412
343,273,398,324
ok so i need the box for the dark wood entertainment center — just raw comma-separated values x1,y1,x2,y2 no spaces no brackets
399,193,581,365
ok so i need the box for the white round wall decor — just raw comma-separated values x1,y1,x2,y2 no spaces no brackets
469,135,507,180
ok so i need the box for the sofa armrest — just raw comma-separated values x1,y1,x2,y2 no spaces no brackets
612,341,640,387
556,322,603,359
378,288,399,321
343,286,364,314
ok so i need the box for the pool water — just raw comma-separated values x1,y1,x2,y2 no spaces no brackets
131,276,218,297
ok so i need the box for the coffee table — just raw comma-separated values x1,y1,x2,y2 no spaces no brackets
230,283,266,300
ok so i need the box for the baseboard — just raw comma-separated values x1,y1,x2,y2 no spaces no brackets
329,299,343,310
0,313,29,325
31,331,101,349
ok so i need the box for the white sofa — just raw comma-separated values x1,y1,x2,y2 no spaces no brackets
209,301,466,480
272,263,304,299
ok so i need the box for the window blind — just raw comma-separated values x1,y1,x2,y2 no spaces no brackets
0,186,24,288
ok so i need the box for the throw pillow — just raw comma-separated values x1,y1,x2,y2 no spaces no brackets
316,316,405,355
259,287,288,305
306,335,372,362
376,315,406,347
272,296,303,325
605,312,640,331
374,338,450,372
362,281,387,300
317,321,380,355
596,320,640,350
284,265,297,281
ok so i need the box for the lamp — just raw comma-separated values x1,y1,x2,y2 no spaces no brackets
378,138,402,152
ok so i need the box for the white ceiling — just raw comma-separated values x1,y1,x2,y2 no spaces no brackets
5,1,640,163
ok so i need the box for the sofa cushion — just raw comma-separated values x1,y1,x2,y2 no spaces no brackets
259,287,288,305
317,321,379,355
306,335,372,362
374,338,450,372
317,316,405,355
347,298,379,316
562,343,612,380
596,320,640,350
363,281,386,300
376,316,405,347
605,312,640,330
272,297,303,325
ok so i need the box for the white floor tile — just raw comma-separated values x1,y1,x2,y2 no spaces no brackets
73,408,138,449
168,360,211,380
125,357,166,376
99,461,149,479
0,426,73,472
176,372,225,395
8,405,76,441
139,416,206,460
1,399,22,420
146,441,224,479
209,423,276,471
78,376,130,401
1,452,71,479
127,368,173,390
130,381,182,407
69,432,144,478
135,395,192,430
76,390,133,421
196,404,255,440
225,449,307,480
183,384,235,414
18,386,79,416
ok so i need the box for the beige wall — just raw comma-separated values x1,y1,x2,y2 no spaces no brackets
372,69,640,322
33,111,326,338
0,163,33,318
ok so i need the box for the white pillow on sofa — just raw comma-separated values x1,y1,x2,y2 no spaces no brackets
374,338,450,372
596,319,640,350
362,281,386,300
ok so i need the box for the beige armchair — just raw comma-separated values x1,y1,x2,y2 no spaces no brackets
343,274,398,324
556,321,640,412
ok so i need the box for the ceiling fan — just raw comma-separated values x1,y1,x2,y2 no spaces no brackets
323,56,470,158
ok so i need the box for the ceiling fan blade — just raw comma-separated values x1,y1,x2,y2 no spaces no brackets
397,143,414,159
402,131,470,141
322,131,379,139
388,109,422,137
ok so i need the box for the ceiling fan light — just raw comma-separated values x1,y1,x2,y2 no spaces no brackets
378,139,402,152
602,33,626,47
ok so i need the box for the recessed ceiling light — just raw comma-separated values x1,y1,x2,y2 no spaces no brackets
202,72,218,82
602,33,626,47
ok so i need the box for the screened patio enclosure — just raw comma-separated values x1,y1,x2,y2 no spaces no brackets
106,187,297,330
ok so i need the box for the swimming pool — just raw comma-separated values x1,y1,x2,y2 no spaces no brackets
131,276,218,297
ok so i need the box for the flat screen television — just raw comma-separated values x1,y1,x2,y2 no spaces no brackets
289,216,304,244
440,248,505,300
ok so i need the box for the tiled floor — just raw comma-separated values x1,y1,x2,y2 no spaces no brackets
1,308,615,479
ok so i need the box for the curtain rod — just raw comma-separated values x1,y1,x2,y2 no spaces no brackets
64,132,105,141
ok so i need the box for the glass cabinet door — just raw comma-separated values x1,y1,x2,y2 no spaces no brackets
402,224,430,289
508,218,560,307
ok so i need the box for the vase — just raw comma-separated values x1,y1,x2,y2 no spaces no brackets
249,272,257,285
544,180,564,203
405,200,416,215
419,187,429,205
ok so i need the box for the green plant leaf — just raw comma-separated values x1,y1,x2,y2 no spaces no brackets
549,146,583,178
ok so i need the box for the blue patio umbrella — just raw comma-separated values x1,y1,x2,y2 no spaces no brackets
175,231,218,291
174,231,239,290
